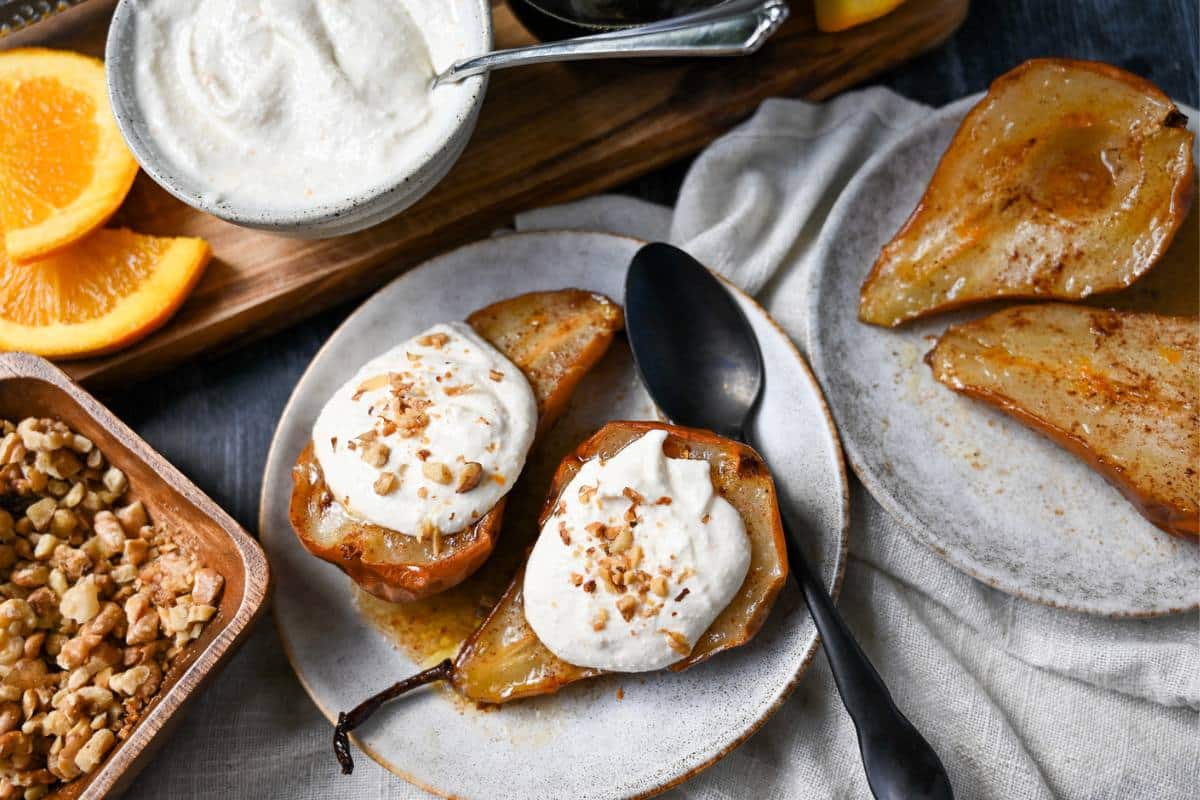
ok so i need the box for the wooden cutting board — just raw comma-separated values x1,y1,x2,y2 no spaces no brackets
7,0,968,388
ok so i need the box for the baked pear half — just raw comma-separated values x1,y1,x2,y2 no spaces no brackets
926,304,1199,540
333,421,789,773
860,59,1195,327
290,290,624,602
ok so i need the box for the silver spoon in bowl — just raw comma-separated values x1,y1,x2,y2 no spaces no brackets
432,0,789,88
102,0,788,235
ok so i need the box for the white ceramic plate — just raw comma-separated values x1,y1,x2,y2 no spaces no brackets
260,231,849,799
805,96,1200,617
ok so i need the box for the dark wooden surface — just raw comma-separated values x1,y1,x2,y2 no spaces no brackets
102,0,1198,795
10,0,969,387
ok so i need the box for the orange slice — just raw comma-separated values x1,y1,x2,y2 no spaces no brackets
0,228,210,359
0,48,139,263
813,0,906,32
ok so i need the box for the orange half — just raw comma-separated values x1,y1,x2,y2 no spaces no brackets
0,48,139,263
0,228,210,359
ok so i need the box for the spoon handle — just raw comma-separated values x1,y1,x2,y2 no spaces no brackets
782,518,954,800
436,0,789,86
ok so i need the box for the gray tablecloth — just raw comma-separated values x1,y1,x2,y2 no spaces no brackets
128,88,1200,800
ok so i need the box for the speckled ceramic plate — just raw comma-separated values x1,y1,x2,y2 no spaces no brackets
260,231,849,799
806,95,1200,617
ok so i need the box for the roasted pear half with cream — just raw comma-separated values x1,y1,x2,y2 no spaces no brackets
860,59,1195,327
927,304,1199,539
333,421,789,773
290,291,624,602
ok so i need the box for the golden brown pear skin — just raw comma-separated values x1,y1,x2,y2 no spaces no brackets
289,290,624,602
926,304,1199,540
451,420,789,704
860,59,1195,328
332,421,792,774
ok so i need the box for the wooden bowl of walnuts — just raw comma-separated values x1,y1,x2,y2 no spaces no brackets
0,353,268,799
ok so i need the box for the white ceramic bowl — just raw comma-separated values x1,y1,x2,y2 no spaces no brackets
104,0,492,238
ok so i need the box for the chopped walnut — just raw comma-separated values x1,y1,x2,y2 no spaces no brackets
488,369,504,382
101,468,127,496
416,332,450,348
351,373,391,401
91,512,125,559
615,596,639,622
422,462,452,485
372,473,397,496
456,462,483,493
358,441,390,469
609,527,633,554
72,728,114,774
114,502,148,535
591,609,609,631
627,569,650,591
122,540,149,568
25,500,55,532
0,416,223,793
660,629,691,656
192,570,224,607
59,579,99,625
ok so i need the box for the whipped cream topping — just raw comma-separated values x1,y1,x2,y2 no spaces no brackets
130,0,479,213
312,322,536,539
523,430,751,672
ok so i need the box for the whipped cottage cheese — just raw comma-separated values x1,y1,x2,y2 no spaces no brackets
312,322,535,538
131,0,479,212
523,430,751,672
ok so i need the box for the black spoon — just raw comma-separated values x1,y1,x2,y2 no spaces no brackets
624,242,953,800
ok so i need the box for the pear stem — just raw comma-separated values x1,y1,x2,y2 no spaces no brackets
333,658,454,774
